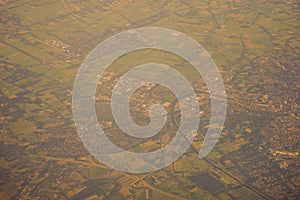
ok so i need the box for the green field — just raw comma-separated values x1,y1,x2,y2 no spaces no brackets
1,0,299,199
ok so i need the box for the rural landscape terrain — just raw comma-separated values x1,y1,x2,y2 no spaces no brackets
0,0,299,199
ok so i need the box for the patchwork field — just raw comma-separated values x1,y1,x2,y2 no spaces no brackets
1,0,299,199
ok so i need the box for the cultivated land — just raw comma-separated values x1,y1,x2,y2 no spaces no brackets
1,0,299,199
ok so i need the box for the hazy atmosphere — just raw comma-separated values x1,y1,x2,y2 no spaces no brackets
0,0,299,199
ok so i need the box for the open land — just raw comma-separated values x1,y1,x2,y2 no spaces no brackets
1,0,299,199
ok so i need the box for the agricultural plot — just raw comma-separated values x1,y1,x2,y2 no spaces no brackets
1,0,299,199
